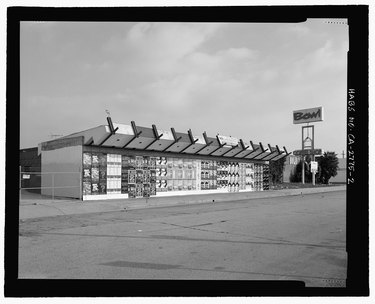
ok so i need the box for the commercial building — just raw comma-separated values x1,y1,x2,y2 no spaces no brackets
37,118,289,200
19,147,41,193
327,158,346,184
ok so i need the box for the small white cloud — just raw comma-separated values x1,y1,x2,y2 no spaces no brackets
261,69,279,82
217,47,256,59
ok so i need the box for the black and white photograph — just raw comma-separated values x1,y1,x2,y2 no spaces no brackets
4,1,369,299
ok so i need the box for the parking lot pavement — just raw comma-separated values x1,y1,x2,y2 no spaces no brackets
19,190,346,287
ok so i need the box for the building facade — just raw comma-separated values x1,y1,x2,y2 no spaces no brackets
19,147,41,193
38,119,289,200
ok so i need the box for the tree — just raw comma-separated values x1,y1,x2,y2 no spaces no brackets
269,157,286,184
290,159,312,183
316,152,339,184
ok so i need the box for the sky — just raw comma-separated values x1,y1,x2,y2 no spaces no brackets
20,19,349,155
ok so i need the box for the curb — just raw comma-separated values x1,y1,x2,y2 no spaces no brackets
19,185,346,220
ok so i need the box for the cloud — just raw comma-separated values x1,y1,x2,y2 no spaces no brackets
20,21,348,154
278,23,311,36
104,23,221,72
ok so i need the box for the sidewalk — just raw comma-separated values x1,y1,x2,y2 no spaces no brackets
19,185,346,220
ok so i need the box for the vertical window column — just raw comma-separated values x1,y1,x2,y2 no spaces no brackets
107,154,121,194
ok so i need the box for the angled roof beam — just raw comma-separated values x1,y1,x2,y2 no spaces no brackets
268,152,283,161
106,116,116,133
246,148,264,159
98,118,119,146
179,129,199,153
267,147,290,161
232,148,248,158
85,137,94,146
208,144,225,155
122,121,143,148
258,144,279,160
187,129,195,143
240,139,249,150
250,140,257,151
260,150,279,160
254,148,270,159
259,142,265,153
179,138,199,153
221,145,239,157
144,124,164,150
241,148,258,159
208,136,225,155
232,139,250,157
162,127,182,152
269,152,290,161
194,141,214,154
260,153,279,161
194,132,213,154
203,131,209,143
243,141,264,159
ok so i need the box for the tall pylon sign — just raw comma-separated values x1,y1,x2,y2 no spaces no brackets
293,107,324,185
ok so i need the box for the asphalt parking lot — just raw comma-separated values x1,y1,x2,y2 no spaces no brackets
19,190,346,287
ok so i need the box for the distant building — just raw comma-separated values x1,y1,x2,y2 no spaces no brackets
329,158,346,184
283,155,300,183
19,147,41,193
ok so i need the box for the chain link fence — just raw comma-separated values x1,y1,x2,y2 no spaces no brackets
19,168,82,203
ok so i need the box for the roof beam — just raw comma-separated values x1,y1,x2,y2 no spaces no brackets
203,131,209,144
208,136,225,155
144,124,164,150
260,149,279,160
162,127,182,152
179,138,199,153
187,129,195,143
107,116,115,133
208,144,225,155
241,147,259,159
194,141,214,154
257,144,277,160
266,146,290,161
269,152,290,161
240,139,249,150
194,132,213,154
245,148,264,159
122,121,142,148
243,141,264,159
231,139,250,157
85,137,94,146
221,145,239,157
250,141,257,151
259,142,265,152
253,148,270,159
98,118,119,146
232,148,248,158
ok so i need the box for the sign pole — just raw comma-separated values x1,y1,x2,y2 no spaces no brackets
293,106,323,186
312,147,315,186
302,155,305,184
